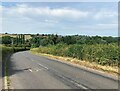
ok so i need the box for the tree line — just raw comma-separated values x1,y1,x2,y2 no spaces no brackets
0,34,118,47
1,34,25,44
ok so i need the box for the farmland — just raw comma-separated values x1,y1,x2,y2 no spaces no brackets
0,33,32,40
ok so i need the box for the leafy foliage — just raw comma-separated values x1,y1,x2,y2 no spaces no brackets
1,36,12,44
1,34,119,67
31,43,119,66
0,34,118,47
1,45,30,60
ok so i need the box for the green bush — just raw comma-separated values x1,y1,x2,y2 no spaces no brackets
31,43,119,66
0,45,30,60
0,45,13,60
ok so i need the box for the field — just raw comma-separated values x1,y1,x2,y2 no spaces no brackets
0,33,32,40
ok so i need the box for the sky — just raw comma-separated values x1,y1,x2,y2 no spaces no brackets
0,2,118,36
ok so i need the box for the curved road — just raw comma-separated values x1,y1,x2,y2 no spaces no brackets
8,51,118,89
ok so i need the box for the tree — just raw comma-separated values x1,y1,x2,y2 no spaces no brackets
62,36,76,45
2,36,12,44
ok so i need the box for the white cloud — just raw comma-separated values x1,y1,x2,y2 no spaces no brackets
2,3,118,36
44,19,58,23
0,5,2,33
0,5,3,18
4,4,89,20
77,23,118,32
97,23,117,27
94,9,117,20
49,8,89,18
0,5,2,12
3,4,117,22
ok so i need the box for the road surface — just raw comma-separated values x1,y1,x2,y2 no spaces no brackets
8,51,118,89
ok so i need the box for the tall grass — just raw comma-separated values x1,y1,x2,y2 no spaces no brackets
31,43,119,66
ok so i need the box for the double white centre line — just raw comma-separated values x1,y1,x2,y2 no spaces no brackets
38,63,49,70
38,63,88,89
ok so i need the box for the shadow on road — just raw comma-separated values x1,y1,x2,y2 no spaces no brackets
5,55,31,77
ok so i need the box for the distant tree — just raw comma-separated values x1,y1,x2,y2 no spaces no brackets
62,36,76,45
5,32,8,34
37,33,39,36
21,34,25,44
2,36,12,44
22,34,119,48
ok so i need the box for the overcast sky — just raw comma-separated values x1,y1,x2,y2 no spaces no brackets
1,2,118,36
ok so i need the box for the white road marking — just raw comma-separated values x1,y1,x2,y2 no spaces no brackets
28,68,42,72
35,69,41,72
38,63,49,70
36,69,39,72
51,68,88,89
59,75,88,89
70,80,88,89
4,76,8,89
29,69,33,72
31,60,87,89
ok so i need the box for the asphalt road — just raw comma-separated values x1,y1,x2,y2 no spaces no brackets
8,51,118,89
